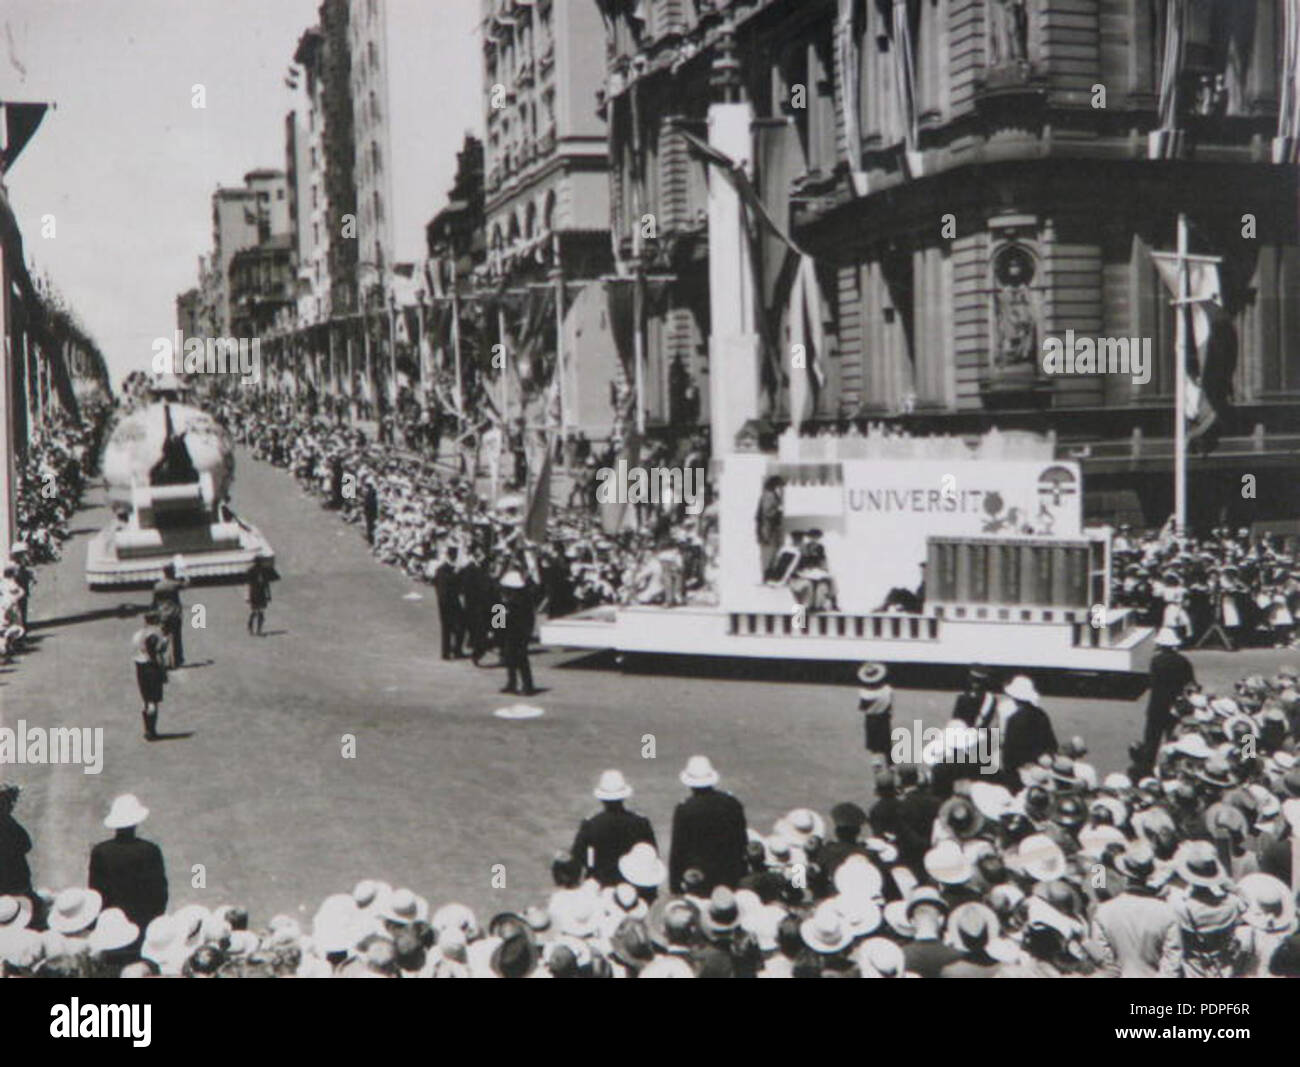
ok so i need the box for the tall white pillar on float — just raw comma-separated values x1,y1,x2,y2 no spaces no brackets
706,31,760,457
707,31,772,612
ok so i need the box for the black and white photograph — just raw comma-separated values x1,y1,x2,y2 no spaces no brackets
0,0,1298,1034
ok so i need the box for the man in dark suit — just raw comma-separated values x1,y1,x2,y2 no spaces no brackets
362,480,379,545
1135,628,1196,775
458,552,493,664
998,675,1058,785
430,546,464,659
893,764,941,878
570,770,657,887
499,569,538,696
87,795,168,935
669,756,747,894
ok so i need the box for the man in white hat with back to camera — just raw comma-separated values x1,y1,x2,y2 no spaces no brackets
1135,628,1197,777
669,756,748,895
88,794,168,940
570,770,657,887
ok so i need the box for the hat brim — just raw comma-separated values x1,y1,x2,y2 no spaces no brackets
594,786,634,801
680,771,720,788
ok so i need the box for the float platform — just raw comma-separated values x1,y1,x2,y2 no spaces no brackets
539,604,1154,676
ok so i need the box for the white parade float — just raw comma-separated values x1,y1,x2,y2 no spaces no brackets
86,383,273,588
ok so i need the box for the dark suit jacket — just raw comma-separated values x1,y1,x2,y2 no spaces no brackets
1001,701,1058,780
571,805,657,886
894,788,941,874
1145,649,1195,728
88,836,168,930
0,815,33,896
669,789,747,893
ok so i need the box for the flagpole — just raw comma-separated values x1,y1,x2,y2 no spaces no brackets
1174,212,1188,534
553,232,566,466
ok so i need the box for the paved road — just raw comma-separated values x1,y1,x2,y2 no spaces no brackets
2,450,1292,926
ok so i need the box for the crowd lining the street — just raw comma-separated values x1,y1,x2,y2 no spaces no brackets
3,658,1299,978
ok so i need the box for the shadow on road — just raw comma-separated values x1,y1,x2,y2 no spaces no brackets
30,604,149,630
149,732,195,743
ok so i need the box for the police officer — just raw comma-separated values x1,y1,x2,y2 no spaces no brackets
570,771,656,887
498,569,538,696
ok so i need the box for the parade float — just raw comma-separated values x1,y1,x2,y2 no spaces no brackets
539,68,1153,678
85,383,273,588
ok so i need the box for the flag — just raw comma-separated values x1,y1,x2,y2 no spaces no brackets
0,102,48,173
524,444,552,543
788,255,828,432
1277,0,1300,162
1150,0,1186,159
890,0,919,171
1150,248,1231,449
837,0,867,195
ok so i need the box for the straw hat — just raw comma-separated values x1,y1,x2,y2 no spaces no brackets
0,894,33,931
103,794,149,830
1238,873,1297,934
378,888,429,925
924,840,974,885
1174,840,1229,892
47,888,103,935
1003,675,1041,704
679,755,720,788
88,908,139,954
775,807,825,846
593,769,633,802
800,901,854,954
618,843,667,888
1013,834,1067,882
857,661,887,686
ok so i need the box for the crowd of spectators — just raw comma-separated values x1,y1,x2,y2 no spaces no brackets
1111,523,1300,650
212,389,719,616
3,661,1299,978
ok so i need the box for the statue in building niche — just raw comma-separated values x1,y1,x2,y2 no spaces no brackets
988,0,1029,68
991,244,1040,372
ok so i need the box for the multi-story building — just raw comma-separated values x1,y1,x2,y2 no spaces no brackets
602,0,1299,528
208,169,290,336
348,0,443,301
229,235,296,340
482,0,615,432
175,287,202,340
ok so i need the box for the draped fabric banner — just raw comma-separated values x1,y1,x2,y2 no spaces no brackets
788,255,829,433
1277,0,1300,162
684,126,829,423
890,0,920,173
1150,0,1186,159
837,0,867,195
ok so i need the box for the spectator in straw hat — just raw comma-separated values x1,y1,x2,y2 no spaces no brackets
88,794,167,936
571,770,657,887
999,676,1058,786
1088,841,1181,978
900,886,961,978
669,756,748,894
